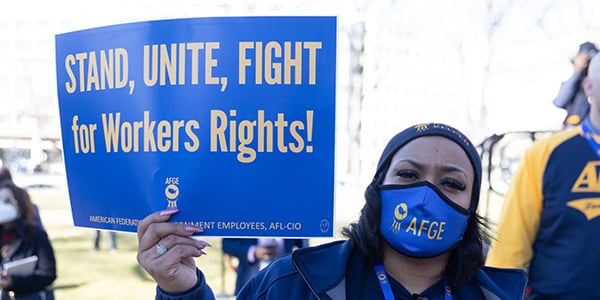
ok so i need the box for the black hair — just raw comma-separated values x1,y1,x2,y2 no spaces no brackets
0,167,13,184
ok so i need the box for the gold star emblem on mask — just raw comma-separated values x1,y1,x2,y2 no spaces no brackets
414,124,429,132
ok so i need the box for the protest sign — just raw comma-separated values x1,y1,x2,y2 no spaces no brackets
55,16,336,237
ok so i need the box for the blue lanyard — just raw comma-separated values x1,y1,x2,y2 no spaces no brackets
374,263,452,300
581,120,600,158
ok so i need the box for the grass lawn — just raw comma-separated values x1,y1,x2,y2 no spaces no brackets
29,186,238,300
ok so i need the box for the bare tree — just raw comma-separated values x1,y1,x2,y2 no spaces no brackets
469,0,514,139
346,21,365,177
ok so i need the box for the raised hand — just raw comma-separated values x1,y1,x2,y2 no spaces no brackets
137,209,211,293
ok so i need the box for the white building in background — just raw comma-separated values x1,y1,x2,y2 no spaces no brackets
1,0,600,182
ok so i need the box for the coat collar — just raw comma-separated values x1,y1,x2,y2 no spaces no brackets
291,240,351,296
291,240,527,300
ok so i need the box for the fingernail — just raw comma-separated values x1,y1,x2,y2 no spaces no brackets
185,226,203,233
160,208,179,216
197,240,212,247
200,250,208,256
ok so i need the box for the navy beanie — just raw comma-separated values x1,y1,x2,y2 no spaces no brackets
373,123,482,211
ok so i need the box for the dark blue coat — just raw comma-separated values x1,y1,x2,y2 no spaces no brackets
156,240,527,299
222,238,307,294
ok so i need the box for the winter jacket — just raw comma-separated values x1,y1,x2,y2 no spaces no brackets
0,223,57,298
222,238,307,294
486,123,600,299
157,240,526,299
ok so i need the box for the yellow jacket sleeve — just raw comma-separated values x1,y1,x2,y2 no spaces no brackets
485,137,550,270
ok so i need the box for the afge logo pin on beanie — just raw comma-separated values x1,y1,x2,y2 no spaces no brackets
374,123,482,211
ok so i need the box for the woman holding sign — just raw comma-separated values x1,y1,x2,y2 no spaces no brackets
137,123,527,299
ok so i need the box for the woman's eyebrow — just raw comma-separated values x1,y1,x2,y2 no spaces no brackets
392,158,422,168
442,164,468,175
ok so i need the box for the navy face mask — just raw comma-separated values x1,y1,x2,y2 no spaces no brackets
379,181,471,258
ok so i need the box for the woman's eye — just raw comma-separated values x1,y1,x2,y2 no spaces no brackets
441,178,466,191
395,170,418,180
2,198,10,204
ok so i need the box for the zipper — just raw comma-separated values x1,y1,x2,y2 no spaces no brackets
292,255,322,300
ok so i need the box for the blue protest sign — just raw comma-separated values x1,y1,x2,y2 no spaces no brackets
55,17,336,237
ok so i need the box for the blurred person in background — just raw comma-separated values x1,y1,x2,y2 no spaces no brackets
486,53,600,299
137,123,527,300
0,180,56,299
92,230,118,253
552,41,598,128
0,167,44,230
222,238,307,295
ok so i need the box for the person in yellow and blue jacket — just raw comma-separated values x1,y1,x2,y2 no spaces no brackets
486,53,600,299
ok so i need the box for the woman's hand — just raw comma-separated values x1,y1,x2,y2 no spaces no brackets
0,272,12,289
137,209,211,293
573,52,590,74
